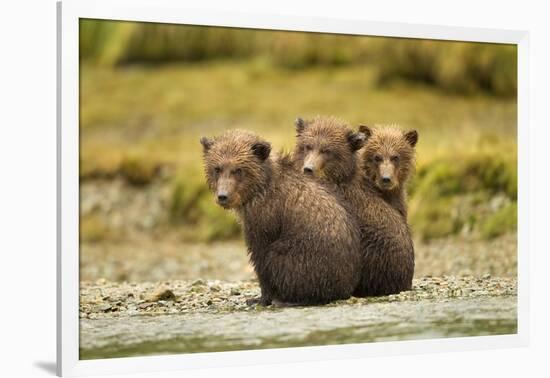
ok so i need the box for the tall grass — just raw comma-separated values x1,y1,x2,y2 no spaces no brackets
80,19,517,96
375,40,517,96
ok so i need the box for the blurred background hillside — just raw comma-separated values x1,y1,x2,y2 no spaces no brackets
79,19,517,282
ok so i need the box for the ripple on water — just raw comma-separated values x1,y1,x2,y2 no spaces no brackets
79,296,517,359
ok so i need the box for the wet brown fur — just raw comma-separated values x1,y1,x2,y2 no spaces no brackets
201,129,362,305
293,117,414,297
359,126,418,218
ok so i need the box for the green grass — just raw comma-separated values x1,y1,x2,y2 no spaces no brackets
80,19,516,97
480,202,518,239
80,62,517,242
374,39,517,97
408,146,517,240
168,167,241,242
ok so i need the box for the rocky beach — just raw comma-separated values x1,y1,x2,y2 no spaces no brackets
80,275,517,359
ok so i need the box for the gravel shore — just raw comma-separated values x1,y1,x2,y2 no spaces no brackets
80,275,516,319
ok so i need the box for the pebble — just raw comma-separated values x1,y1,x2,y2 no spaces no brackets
192,279,206,286
79,276,517,319
149,288,176,302
98,304,112,312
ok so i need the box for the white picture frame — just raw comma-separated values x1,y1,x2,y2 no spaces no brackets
57,0,530,376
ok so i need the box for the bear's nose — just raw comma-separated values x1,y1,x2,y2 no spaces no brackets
303,166,314,174
217,194,228,203
382,177,391,184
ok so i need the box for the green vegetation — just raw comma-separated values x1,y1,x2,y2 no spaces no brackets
480,202,518,239
80,19,516,97
168,168,240,242
409,147,517,240
375,40,517,96
79,20,517,243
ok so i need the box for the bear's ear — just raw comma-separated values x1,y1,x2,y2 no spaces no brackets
200,136,214,152
295,117,307,134
404,130,418,147
347,131,366,152
251,141,271,161
358,125,373,139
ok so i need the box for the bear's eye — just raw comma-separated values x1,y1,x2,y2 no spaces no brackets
231,168,242,177
214,167,222,174
390,155,400,163
320,148,331,155
304,144,313,151
373,155,383,163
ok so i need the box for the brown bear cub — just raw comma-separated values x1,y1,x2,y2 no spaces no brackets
200,129,362,306
293,116,414,297
359,126,418,218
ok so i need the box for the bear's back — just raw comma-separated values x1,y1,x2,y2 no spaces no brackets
243,156,360,249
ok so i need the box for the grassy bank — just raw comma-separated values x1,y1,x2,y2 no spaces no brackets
80,62,517,243
80,19,516,97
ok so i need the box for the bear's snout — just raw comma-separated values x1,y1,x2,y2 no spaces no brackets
217,192,229,204
380,175,395,189
302,152,324,176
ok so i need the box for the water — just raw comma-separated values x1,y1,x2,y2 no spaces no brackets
80,296,517,359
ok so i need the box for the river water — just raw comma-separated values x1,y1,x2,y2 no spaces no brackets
80,295,516,359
